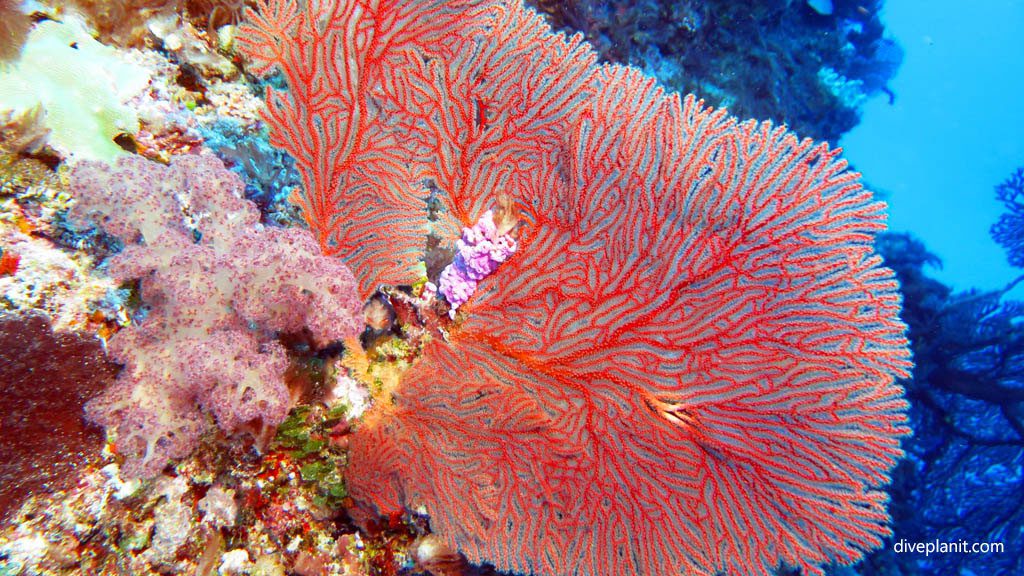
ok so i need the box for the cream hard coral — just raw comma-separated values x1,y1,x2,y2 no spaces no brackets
0,17,151,162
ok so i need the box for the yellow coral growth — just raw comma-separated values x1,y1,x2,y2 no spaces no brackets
0,153,55,197
340,336,410,426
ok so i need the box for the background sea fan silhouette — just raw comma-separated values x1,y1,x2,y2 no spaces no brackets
239,1,913,575
992,166,1024,268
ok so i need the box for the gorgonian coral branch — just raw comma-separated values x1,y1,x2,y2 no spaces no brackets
240,2,912,575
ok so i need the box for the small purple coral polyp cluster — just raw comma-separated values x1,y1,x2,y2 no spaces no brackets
438,209,516,317
70,154,362,478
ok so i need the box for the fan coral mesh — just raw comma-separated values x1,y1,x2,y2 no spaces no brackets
239,1,912,575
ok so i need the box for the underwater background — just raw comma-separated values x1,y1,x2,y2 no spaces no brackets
1,1,1022,575
842,1,1024,296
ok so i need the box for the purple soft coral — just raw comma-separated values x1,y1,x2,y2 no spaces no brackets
70,154,363,477
438,210,517,317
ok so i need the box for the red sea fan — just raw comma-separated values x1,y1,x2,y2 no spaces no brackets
237,0,498,295
237,0,594,295
347,71,911,576
239,1,912,575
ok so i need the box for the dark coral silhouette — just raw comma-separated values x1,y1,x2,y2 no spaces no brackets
992,167,1024,268
868,233,1024,575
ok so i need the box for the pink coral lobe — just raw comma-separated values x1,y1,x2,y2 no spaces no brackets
70,154,362,477
439,210,517,317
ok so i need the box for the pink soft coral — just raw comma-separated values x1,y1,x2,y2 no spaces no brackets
70,154,362,477
438,210,517,317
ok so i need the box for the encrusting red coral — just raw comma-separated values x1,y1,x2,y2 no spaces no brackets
0,249,18,276
0,312,117,521
69,154,363,478
239,1,912,575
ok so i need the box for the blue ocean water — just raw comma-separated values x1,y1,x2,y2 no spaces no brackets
842,1,1024,296
841,7,1024,574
